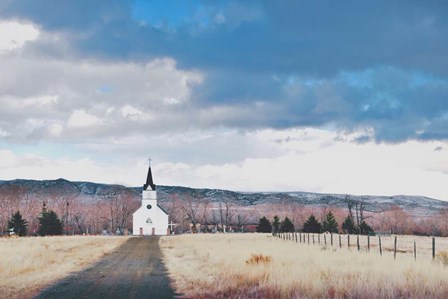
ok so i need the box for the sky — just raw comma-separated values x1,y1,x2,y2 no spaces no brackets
0,0,447,200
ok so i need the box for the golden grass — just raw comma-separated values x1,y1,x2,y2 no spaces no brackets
0,235,128,299
160,234,448,298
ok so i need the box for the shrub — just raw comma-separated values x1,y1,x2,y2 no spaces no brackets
436,251,448,266
245,254,272,265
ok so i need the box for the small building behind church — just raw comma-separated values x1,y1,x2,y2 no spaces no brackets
132,162,169,236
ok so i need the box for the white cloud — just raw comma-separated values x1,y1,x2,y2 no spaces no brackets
66,110,102,128
0,20,40,53
0,128,10,137
214,13,226,24
121,105,142,119
0,53,203,141
0,150,18,168
20,95,59,108
47,123,63,137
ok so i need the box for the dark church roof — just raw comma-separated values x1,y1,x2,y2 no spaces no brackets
143,165,156,191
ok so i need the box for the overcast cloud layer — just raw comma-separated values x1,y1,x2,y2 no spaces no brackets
0,1,447,199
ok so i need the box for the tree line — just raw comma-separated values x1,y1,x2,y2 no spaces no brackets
256,211,374,235
0,183,139,236
2,184,448,237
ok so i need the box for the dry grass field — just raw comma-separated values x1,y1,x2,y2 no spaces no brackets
160,233,448,298
0,235,129,299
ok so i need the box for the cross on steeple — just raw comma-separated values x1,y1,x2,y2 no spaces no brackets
147,157,152,167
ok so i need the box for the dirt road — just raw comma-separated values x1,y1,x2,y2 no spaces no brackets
34,237,177,299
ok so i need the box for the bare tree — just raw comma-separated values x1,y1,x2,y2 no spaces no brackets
236,213,248,232
344,195,355,220
178,194,207,233
217,197,236,232
379,205,410,234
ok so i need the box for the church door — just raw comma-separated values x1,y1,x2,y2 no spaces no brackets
139,227,143,236
152,227,155,235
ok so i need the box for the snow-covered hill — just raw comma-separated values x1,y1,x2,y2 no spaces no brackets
0,179,446,216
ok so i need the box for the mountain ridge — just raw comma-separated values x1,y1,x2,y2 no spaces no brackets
0,178,446,216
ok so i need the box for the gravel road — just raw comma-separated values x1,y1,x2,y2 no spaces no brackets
34,237,177,299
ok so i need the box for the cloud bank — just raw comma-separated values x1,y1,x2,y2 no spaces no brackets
0,1,447,199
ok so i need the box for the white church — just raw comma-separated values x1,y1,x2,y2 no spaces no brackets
132,160,169,236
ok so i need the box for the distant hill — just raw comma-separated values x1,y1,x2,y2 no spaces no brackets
0,178,446,217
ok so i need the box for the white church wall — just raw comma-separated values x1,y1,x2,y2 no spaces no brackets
142,191,156,200
132,195,169,236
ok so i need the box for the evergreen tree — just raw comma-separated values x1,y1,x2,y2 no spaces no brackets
280,217,295,232
38,210,63,236
8,211,28,236
302,215,321,233
322,211,339,233
342,216,358,234
359,221,374,235
256,216,272,233
272,215,280,234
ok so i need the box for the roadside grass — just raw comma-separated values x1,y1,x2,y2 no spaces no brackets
160,234,448,298
0,235,128,299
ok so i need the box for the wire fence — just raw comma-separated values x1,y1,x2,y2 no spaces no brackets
274,232,448,261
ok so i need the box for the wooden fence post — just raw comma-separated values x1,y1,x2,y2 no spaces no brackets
379,235,382,256
331,233,333,247
300,232,302,243
308,233,310,245
324,234,327,246
394,236,397,260
367,235,370,252
339,234,342,249
348,234,350,248
295,232,298,243
318,234,320,245
313,233,315,245
433,237,436,260
414,239,416,261
357,235,360,251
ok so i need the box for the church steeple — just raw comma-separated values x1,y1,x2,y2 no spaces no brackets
133,157,168,236
143,157,156,191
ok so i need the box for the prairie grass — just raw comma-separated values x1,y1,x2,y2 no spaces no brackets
0,235,128,299
160,234,448,298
